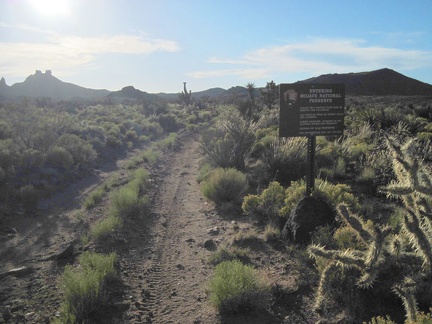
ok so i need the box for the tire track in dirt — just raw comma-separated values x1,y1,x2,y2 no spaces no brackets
121,138,220,323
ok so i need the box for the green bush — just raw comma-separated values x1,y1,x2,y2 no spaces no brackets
47,146,74,170
141,148,160,166
56,252,117,323
56,134,96,164
208,260,270,314
19,184,39,210
243,179,359,224
109,168,150,217
90,214,122,239
201,168,248,205
158,113,184,132
258,136,307,185
83,187,106,209
242,181,286,225
128,168,149,193
209,245,250,266
110,186,140,216
156,133,179,151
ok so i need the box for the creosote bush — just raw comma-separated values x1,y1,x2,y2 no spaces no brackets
110,168,150,217
201,167,248,205
83,186,106,209
90,214,122,239
208,260,270,314
54,252,117,323
242,179,359,225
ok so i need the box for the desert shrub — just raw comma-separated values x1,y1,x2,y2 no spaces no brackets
258,136,307,185
316,139,340,170
156,132,180,151
90,215,122,239
56,252,117,323
242,181,285,225
84,186,106,209
263,224,281,242
128,168,149,193
46,146,74,170
196,162,213,183
244,179,359,224
201,168,248,205
141,148,160,166
209,245,250,266
200,110,257,170
110,170,149,217
0,139,17,170
19,148,45,173
333,225,367,250
208,260,270,314
110,187,141,216
232,228,261,246
158,113,184,132
56,134,96,164
125,129,138,141
126,156,141,169
19,184,39,210
141,120,163,139
0,120,13,139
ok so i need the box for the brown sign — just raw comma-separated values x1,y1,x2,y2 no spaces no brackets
279,83,345,137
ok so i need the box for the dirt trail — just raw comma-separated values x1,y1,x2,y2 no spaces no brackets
0,137,223,323
117,138,220,323
1,136,315,323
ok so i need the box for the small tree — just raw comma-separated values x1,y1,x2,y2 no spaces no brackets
259,80,279,109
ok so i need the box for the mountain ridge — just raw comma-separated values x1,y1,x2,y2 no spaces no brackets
299,68,432,96
1,68,432,102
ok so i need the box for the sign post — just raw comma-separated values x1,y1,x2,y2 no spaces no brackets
279,83,345,195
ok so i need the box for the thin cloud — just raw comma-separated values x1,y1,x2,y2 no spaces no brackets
0,24,180,77
191,38,432,80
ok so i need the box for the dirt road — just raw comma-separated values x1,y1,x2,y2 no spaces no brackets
117,138,220,323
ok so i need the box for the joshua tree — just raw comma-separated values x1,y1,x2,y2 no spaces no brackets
179,82,192,106
308,135,432,322
259,80,279,109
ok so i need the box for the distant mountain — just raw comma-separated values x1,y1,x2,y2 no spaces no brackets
108,85,159,103
0,70,110,101
300,68,432,96
1,68,431,102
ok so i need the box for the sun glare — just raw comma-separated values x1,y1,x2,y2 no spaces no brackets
28,0,71,16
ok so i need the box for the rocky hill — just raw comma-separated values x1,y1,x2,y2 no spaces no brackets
0,70,110,101
300,68,432,95
107,85,159,103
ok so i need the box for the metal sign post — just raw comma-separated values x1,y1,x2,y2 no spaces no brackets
306,136,316,195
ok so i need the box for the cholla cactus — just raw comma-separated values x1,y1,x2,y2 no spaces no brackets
383,135,432,272
308,135,432,319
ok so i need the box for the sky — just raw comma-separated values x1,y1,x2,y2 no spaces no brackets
1,0,432,93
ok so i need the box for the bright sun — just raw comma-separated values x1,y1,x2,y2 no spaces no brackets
28,0,71,16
